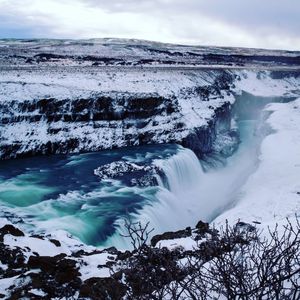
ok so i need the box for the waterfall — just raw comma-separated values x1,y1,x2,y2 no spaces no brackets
156,147,205,195
126,118,263,243
103,147,205,249
109,96,280,250
122,147,207,237
0,100,279,251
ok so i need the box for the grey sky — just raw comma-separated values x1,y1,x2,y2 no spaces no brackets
0,0,299,50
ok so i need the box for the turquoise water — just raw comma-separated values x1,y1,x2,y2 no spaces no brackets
0,120,264,249
0,94,283,249
0,144,179,246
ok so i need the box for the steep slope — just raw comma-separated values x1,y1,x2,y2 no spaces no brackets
214,97,300,230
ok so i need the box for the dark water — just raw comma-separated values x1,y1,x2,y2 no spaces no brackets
0,144,179,246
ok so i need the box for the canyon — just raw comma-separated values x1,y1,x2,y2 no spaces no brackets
0,39,300,299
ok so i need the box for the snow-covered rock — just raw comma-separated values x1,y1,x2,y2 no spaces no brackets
0,68,236,159
94,161,154,179
94,160,161,187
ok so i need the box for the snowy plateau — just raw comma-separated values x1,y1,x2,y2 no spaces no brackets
0,39,300,299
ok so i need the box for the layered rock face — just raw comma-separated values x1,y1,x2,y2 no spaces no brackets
0,93,178,158
0,68,238,159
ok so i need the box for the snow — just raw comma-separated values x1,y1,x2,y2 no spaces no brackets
49,229,96,252
1,226,98,261
156,236,198,251
215,98,300,231
234,70,300,98
0,218,11,228
0,262,8,271
0,68,224,103
3,234,70,259
0,275,32,298
94,161,146,179
0,70,297,145
0,276,19,296
0,66,236,160
29,289,48,297
78,252,116,281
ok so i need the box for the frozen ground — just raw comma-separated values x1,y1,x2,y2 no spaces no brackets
0,38,299,68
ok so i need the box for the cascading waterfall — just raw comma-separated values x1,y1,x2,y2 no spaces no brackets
126,147,208,236
156,147,205,194
104,148,206,249
103,97,283,249
127,117,265,244
153,147,208,227
95,97,292,249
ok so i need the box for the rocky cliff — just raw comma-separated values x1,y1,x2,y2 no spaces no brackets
0,40,299,160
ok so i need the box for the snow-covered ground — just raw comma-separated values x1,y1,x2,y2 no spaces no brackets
0,66,237,159
234,70,300,97
0,40,299,161
1,38,299,68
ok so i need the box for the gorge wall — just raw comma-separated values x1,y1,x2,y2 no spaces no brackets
0,69,238,160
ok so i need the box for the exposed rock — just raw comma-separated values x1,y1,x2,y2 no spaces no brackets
130,174,159,187
0,218,272,299
0,225,24,242
103,246,120,255
212,129,240,157
181,102,235,157
49,239,61,247
94,161,151,179
80,277,127,300
234,221,256,234
195,220,209,233
0,63,239,161
0,242,26,272
28,254,66,272
151,227,192,247
117,250,132,261
94,160,162,187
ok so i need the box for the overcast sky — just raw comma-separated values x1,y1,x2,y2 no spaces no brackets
0,0,299,50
